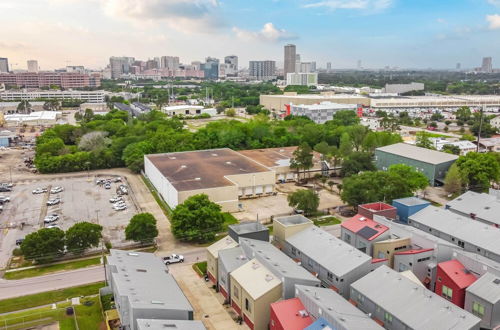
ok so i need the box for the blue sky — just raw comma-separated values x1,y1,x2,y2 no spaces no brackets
1,0,499,70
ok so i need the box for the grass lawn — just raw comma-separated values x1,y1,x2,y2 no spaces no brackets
0,282,105,314
193,261,207,277
267,225,274,235
313,216,342,226
221,213,238,231
74,296,104,330
4,257,102,280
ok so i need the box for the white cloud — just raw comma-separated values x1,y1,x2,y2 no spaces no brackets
486,14,500,29
233,23,297,43
487,0,500,6
304,0,393,11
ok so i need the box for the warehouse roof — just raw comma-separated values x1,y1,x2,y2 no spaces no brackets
447,191,500,226
107,250,192,312
376,143,458,165
218,247,248,274
206,236,238,258
466,272,500,304
409,206,500,257
393,197,430,207
438,260,477,289
238,146,304,168
137,319,206,330
230,258,281,300
351,266,480,329
145,148,271,191
270,298,313,330
295,285,383,330
286,227,372,277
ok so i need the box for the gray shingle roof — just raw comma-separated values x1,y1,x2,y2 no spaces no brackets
447,191,500,226
376,143,458,165
351,265,480,330
466,272,500,304
286,227,372,277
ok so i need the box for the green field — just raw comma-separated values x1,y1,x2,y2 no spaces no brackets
313,216,342,226
4,257,102,280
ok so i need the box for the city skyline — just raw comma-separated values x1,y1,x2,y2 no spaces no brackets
0,0,500,70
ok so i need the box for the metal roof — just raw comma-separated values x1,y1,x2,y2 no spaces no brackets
447,191,500,226
270,298,313,330
351,265,481,329
466,272,500,304
296,285,383,330
107,249,192,312
206,236,238,258
230,258,282,300
393,197,430,207
136,319,206,330
409,206,500,257
286,227,372,277
376,143,458,165
304,317,335,330
238,146,322,169
438,260,477,289
218,246,248,274
239,238,320,282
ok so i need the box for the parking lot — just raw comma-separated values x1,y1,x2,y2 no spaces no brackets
0,175,139,268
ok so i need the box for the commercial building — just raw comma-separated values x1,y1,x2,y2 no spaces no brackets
434,139,477,155
369,95,500,109
136,320,205,330
375,143,458,185
341,214,390,256
435,259,477,308
446,191,500,227
228,222,269,243
0,90,105,103
408,206,500,262
130,102,152,117
0,101,45,114
465,272,500,329
217,246,248,301
79,102,109,115
260,93,370,112
0,72,101,88
283,226,375,298
272,214,313,249
392,197,430,223
284,44,296,78
230,258,283,330
0,58,8,73
350,265,481,330
106,250,194,330
110,57,134,79
383,82,424,94
286,72,318,86
160,56,180,70
202,57,219,80
482,57,493,73
249,61,276,81
161,105,215,117
289,102,357,124
4,111,61,127
206,236,238,284
269,298,313,330
224,55,238,76
295,285,383,330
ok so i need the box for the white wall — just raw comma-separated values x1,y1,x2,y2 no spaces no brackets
144,156,178,208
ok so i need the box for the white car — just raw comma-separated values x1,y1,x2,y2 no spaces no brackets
104,183,111,189
32,188,48,194
44,214,60,223
50,186,64,194
113,205,127,211
0,196,10,203
46,198,61,206
163,254,184,265
109,196,123,203
46,224,61,229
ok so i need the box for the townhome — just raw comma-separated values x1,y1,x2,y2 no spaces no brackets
341,214,390,256
269,298,313,330
465,272,500,329
217,246,248,302
446,190,500,228
206,236,238,284
391,197,430,223
272,215,313,249
434,259,477,308
228,221,269,243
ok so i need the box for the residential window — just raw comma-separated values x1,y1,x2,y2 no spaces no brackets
344,233,351,244
377,251,385,259
327,272,333,280
398,263,409,272
292,247,296,256
308,259,313,267
442,285,453,300
358,293,365,304
245,298,252,313
233,286,239,299
384,312,393,324
438,277,442,282
417,257,431,263
472,302,485,317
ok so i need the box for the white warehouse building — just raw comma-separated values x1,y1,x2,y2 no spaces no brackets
290,101,358,124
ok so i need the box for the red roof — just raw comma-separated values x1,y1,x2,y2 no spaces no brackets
371,258,388,264
359,202,396,212
438,260,477,289
341,214,389,241
270,298,312,330
394,248,434,255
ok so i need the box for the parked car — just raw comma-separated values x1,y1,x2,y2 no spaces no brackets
0,183,13,188
104,183,111,189
15,239,24,246
163,254,184,265
46,198,61,206
44,214,60,223
46,224,61,229
50,186,64,194
118,185,128,195
96,179,105,185
113,205,127,211
0,196,10,204
113,177,122,183
0,186,11,192
32,187,48,194
109,196,123,203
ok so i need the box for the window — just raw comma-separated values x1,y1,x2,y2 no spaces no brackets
308,259,313,267
384,312,393,324
327,272,333,280
358,293,365,304
358,241,367,253
245,298,252,313
233,286,239,299
398,263,409,272
442,285,453,300
417,257,431,263
472,302,485,317
344,233,351,244
378,251,385,259
196,109,201,114
291,247,296,256
438,277,442,282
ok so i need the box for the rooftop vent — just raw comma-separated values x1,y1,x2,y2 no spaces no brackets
168,156,176,160
136,269,147,273
211,153,218,157
252,263,260,270
127,253,139,256
359,217,366,222
225,161,232,165
265,274,274,282
194,177,201,181
298,310,309,318
279,149,285,152
180,165,187,169
493,278,500,285
151,300,164,305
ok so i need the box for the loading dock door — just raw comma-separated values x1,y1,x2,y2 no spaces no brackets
244,187,253,196
255,186,263,195
265,185,273,193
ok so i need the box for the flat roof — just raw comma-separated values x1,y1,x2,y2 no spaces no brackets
376,143,458,165
296,285,383,330
274,214,313,227
447,191,500,226
137,319,206,330
341,214,389,241
351,266,480,329
304,318,335,330
230,258,282,300
145,148,271,191
286,227,372,277
206,236,238,258
238,146,321,168
409,206,500,257
291,102,358,110
107,249,192,312
438,260,477,289
270,298,313,330
393,197,430,207
218,247,248,274
229,222,268,235
466,272,500,304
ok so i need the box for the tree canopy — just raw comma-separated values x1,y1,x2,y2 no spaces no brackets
454,152,500,192
20,228,65,263
125,213,159,243
287,189,320,215
65,222,103,254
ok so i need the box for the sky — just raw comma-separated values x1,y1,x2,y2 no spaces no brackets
1,0,500,70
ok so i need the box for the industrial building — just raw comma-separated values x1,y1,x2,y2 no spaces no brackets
283,226,376,298
383,82,424,94
446,191,500,227
161,105,216,117
369,95,500,109
0,101,45,114
4,111,61,127
375,143,458,185
144,148,276,212
206,236,238,284
260,93,370,112
106,250,194,330
350,265,481,330
0,90,105,103
286,72,318,86
289,102,358,124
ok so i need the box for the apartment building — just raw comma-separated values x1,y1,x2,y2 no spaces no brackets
0,72,101,88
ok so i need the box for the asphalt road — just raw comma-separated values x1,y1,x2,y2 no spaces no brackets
0,266,105,300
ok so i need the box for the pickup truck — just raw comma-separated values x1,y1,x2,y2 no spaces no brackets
163,254,184,265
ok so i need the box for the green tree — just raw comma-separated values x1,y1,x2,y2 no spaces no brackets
340,152,376,177
65,222,103,254
17,100,32,114
225,108,236,117
444,163,463,195
415,131,434,149
171,194,224,243
287,189,320,215
125,213,159,243
20,228,65,263
455,152,500,192
456,106,472,122
339,132,352,157
290,142,314,181
330,110,360,126
387,164,428,191
442,144,461,155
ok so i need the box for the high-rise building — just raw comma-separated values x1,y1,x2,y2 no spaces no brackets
0,58,9,73
224,55,238,76
161,56,180,70
109,57,134,79
481,57,493,73
357,60,362,70
284,44,296,78
286,72,318,86
27,60,39,73
456,63,461,70
326,62,332,71
202,57,219,80
249,60,276,81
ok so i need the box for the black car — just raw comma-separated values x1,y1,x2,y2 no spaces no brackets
0,187,11,192
15,239,24,246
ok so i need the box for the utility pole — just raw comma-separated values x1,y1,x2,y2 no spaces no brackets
476,105,485,152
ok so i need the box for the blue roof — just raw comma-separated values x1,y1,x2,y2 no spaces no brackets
305,317,335,330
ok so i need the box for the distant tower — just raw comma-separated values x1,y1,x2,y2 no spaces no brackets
284,44,297,78
357,60,362,70
0,58,8,73
481,57,492,73
326,62,332,71
456,62,461,70
27,60,39,73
